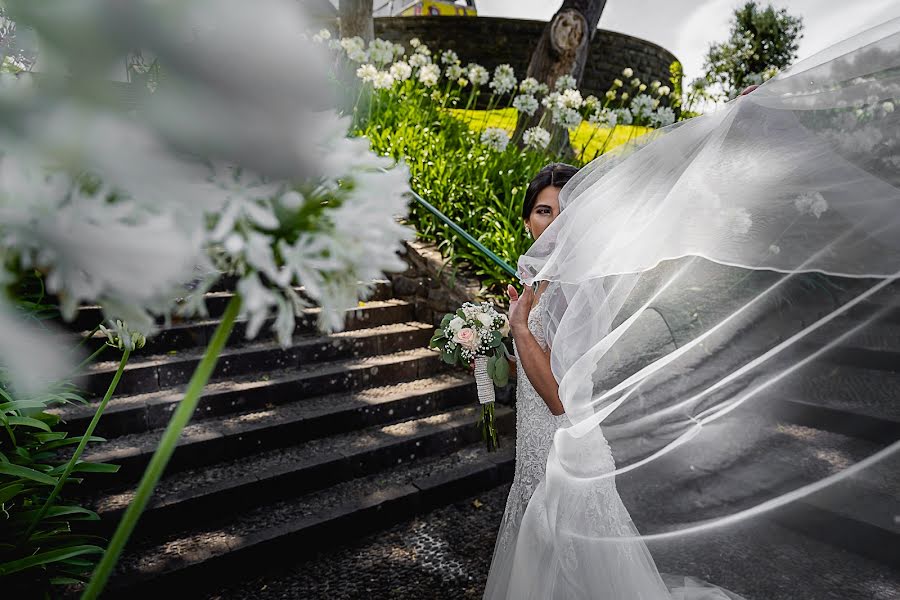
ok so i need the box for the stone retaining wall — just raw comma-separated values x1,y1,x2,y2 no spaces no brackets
369,16,679,100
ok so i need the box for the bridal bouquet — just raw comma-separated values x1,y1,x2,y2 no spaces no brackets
429,302,512,451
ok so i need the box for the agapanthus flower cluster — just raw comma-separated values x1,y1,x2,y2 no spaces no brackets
555,74,577,91
480,127,510,152
468,63,489,87
489,64,517,95
513,94,539,116
418,63,441,87
523,126,551,150
0,0,413,393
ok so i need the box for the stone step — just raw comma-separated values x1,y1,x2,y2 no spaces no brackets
200,482,900,600
77,298,414,355
805,317,900,372
60,279,394,332
71,371,480,490
88,441,515,598
55,347,448,439
81,321,435,397
614,409,900,568
78,403,513,542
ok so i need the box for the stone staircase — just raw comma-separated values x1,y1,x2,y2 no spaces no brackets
51,272,900,599
52,278,516,598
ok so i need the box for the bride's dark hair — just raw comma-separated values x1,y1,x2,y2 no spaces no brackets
522,162,579,220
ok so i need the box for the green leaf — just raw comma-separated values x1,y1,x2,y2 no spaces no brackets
0,545,104,576
6,416,52,431
0,400,47,413
440,346,455,365
493,352,510,387
440,313,454,329
0,462,58,486
0,483,26,504
52,461,119,475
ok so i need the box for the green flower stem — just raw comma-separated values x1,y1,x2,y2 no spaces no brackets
74,323,103,352
22,348,131,544
81,295,242,600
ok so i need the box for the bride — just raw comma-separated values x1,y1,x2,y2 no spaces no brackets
483,163,743,600
483,16,900,599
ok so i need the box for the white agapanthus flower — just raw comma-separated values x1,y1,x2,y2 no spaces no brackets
372,70,395,89
588,108,616,127
883,101,895,113
446,63,464,80
513,94,539,116
583,95,600,113
390,61,412,81
414,44,432,57
612,78,623,88
312,29,331,43
552,107,582,129
558,89,583,110
650,106,676,127
621,92,629,101
418,63,440,87
489,64,516,95
356,63,378,83
0,0,415,393
408,52,431,68
480,128,510,152
410,37,421,48
523,126,551,150
555,74,576,91
650,106,675,127
622,67,634,78
605,90,617,100
519,77,541,95
368,38,396,66
630,78,641,87
616,107,634,125
468,63,489,87
651,80,662,90
658,85,671,96
541,92,560,109
630,94,655,117
441,49,459,65
392,43,406,59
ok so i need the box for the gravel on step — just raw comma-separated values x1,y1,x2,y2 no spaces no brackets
112,440,511,579
201,481,900,600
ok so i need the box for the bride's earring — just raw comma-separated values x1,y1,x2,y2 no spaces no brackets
525,226,532,238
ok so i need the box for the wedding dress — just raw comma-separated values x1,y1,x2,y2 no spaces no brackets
483,283,742,600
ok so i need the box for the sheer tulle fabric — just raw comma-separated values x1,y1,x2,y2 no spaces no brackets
499,17,900,599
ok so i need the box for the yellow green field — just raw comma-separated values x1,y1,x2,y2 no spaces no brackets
447,107,652,159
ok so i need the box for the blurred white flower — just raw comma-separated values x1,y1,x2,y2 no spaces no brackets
583,95,600,112
513,94,539,116
489,64,516,95
390,61,412,81
409,52,431,68
638,83,647,92
630,94,654,117
313,29,331,43
612,79,623,88
883,101,895,113
368,38,396,66
621,92,629,102
441,49,459,65
558,88,583,110
99,320,147,351
658,85,671,96
480,128,509,152
552,107,582,129
650,106,675,127
616,107,633,125
445,63,464,80
356,63,378,82
651,80,661,90
605,90,616,100
418,63,440,87
372,70,395,89
622,68,634,78
555,74,576,91
410,37,421,48
467,63,489,87
519,77,540,95
523,126,551,150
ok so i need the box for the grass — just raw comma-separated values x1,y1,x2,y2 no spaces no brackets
447,107,653,160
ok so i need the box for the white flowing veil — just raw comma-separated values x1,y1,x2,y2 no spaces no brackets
514,17,900,595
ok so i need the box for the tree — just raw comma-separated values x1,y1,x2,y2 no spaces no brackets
703,1,803,100
516,0,607,156
339,0,374,43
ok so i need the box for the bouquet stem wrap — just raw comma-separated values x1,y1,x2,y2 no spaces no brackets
474,356,496,404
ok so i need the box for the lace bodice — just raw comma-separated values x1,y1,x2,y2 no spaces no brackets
494,284,568,554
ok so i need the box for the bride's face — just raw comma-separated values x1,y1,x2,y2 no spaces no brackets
525,185,561,241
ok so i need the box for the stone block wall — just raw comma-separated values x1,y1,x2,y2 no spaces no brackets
371,16,679,100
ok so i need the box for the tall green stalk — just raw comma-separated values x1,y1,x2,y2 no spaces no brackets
22,348,131,543
81,295,242,599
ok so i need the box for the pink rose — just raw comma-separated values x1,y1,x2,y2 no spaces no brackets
453,327,478,349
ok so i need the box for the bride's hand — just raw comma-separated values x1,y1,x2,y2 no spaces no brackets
507,284,534,336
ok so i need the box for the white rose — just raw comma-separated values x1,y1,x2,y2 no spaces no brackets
475,313,492,328
448,316,465,333
499,314,511,337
